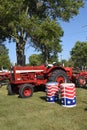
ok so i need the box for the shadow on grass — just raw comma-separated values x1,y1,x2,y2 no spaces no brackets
40,96,46,102
57,99,61,105
76,86,87,89
40,96,61,105
83,87,87,90
34,85,45,92
84,108,87,111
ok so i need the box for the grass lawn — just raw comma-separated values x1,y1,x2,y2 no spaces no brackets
0,86,87,130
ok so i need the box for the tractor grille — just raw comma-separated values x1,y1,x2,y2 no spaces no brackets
11,70,14,80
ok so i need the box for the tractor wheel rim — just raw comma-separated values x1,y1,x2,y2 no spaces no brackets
79,79,86,85
24,88,31,96
56,76,65,84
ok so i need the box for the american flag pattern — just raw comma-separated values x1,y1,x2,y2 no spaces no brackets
60,83,76,107
46,82,58,102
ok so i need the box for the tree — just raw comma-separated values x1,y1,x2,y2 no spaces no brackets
29,54,44,66
60,59,68,67
0,43,11,69
67,58,74,67
29,17,63,62
70,41,87,68
29,53,60,66
0,0,84,65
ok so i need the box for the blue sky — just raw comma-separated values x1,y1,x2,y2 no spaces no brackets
5,1,87,64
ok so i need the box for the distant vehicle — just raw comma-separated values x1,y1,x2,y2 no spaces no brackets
0,69,11,87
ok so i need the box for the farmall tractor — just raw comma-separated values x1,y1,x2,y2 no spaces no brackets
7,64,72,98
7,64,87,98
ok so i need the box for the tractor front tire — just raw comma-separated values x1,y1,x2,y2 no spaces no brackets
19,84,34,98
7,84,14,95
77,76,86,88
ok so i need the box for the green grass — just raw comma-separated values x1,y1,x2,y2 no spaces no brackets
0,86,87,130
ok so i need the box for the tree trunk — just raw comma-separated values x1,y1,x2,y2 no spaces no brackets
42,46,50,64
16,38,26,66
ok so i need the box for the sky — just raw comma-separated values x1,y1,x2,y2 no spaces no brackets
5,1,87,65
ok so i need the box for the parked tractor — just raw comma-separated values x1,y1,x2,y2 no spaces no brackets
7,64,71,98
72,70,87,87
7,64,87,98
0,70,11,87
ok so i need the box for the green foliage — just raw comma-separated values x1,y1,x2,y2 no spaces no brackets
54,0,84,21
29,53,59,65
60,59,69,67
67,58,74,67
0,43,11,69
70,41,87,68
29,17,63,62
29,54,44,65
0,0,84,65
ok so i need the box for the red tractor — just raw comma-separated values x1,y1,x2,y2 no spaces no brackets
7,64,72,98
72,70,87,87
7,64,87,98
0,70,11,87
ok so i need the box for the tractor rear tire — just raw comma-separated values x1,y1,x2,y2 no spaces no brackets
77,76,86,87
19,84,34,98
48,70,69,86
